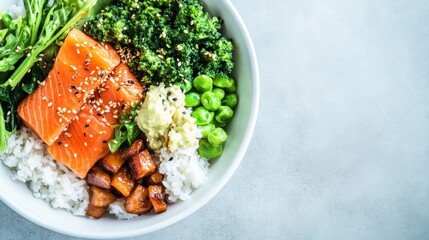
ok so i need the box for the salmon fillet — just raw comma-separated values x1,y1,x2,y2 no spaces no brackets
18,28,121,145
48,63,144,178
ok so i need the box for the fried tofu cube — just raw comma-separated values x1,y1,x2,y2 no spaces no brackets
145,171,164,185
86,205,108,219
129,150,156,180
125,185,152,214
89,186,116,208
102,152,127,174
122,139,145,159
111,167,135,197
87,166,111,189
148,185,167,213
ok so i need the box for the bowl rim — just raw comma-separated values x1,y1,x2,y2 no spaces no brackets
0,0,260,238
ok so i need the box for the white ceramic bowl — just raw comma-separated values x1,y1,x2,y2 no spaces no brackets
0,0,259,238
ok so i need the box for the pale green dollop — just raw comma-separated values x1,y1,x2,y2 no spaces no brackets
136,84,199,151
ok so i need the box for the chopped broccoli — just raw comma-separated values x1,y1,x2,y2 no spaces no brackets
84,0,234,86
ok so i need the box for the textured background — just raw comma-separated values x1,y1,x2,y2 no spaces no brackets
2,0,429,239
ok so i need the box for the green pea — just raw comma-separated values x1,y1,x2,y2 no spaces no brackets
224,78,236,92
198,139,223,160
215,106,234,123
213,75,234,88
201,92,221,111
193,75,213,93
198,124,215,138
191,107,214,125
212,88,225,100
176,79,193,93
222,93,238,108
185,92,201,107
208,128,228,146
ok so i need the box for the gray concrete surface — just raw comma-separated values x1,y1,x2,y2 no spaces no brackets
2,0,429,239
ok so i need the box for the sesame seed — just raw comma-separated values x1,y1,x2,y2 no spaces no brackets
74,153,77,158
48,102,53,107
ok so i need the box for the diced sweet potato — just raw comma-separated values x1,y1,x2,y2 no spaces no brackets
145,171,164,185
87,205,108,219
89,186,116,208
122,139,145,159
125,185,152,214
129,150,156,180
102,152,127,174
111,167,135,197
87,166,111,189
148,185,167,213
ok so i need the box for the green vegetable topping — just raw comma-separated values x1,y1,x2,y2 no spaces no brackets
84,0,234,86
224,78,236,92
108,104,142,153
193,75,213,93
198,124,215,138
176,79,193,93
222,93,238,108
191,106,214,126
198,139,222,160
207,127,228,146
0,102,12,152
215,106,234,124
212,88,225,100
213,75,234,88
185,92,201,107
201,91,221,111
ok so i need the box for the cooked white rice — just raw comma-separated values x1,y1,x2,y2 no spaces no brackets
0,127,210,218
0,127,89,215
157,145,210,202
